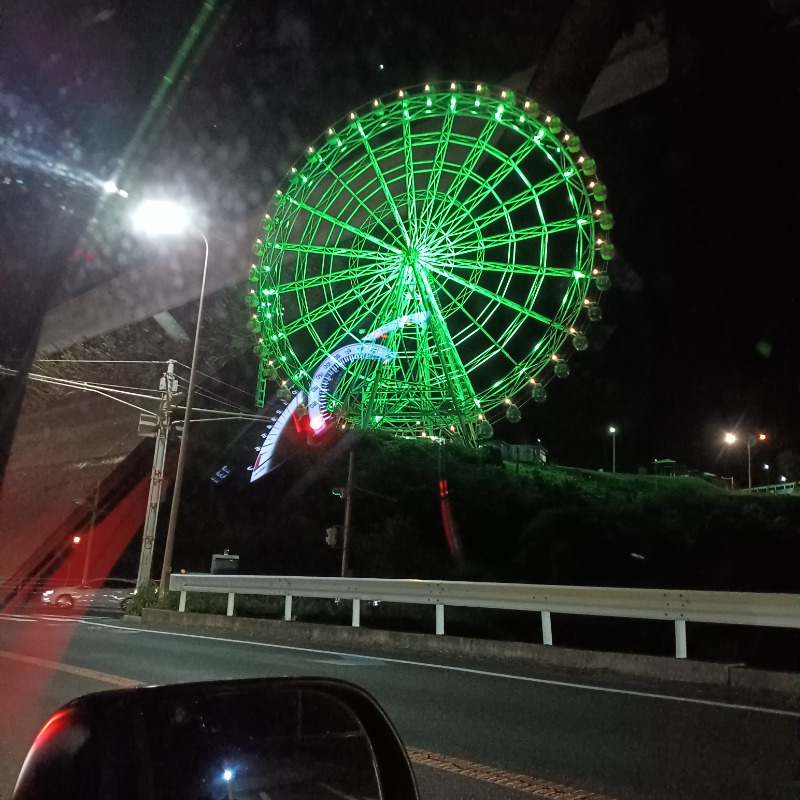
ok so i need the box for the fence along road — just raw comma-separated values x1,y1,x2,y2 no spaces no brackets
168,574,800,660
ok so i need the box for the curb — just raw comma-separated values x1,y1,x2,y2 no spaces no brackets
137,608,800,696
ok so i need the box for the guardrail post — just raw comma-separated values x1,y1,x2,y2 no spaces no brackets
435,603,445,635
284,595,292,621
541,610,553,645
226,593,235,617
179,591,186,612
352,598,361,628
675,619,687,659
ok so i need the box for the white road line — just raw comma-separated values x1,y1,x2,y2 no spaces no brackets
77,619,800,719
0,613,133,630
0,649,143,688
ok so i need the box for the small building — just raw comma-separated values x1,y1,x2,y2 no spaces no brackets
492,441,548,467
651,458,689,477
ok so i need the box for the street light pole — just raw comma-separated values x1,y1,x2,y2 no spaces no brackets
746,435,754,490
159,229,209,597
724,431,766,490
609,426,617,473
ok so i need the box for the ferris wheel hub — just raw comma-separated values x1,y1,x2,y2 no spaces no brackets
401,246,421,267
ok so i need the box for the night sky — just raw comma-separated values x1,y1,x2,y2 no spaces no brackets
2,0,800,487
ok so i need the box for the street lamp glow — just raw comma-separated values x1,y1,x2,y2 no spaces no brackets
609,426,616,434
223,770,233,782
102,180,119,194
724,431,767,489
132,200,191,236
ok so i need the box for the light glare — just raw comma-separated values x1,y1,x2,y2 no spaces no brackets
132,200,191,236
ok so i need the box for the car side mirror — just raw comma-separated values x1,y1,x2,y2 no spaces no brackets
13,678,418,800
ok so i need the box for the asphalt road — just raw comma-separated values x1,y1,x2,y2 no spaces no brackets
1,612,798,800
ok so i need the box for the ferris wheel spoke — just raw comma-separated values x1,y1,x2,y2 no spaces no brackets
425,117,499,233
410,265,480,412
355,121,410,245
423,262,561,330
432,277,517,366
275,263,391,294
269,240,397,266
402,113,418,239
287,196,402,255
283,277,387,338
443,173,575,245
433,136,543,234
419,111,455,226
450,218,579,256
315,154,406,249
424,254,577,280
302,281,395,371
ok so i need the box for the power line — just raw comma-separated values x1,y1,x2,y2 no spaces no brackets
36,359,168,365
34,376,163,396
174,361,252,397
173,374,248,412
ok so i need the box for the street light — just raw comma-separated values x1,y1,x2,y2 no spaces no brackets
723,431,767,490
608,426,617,473
763,463,770,485
132,200,210,597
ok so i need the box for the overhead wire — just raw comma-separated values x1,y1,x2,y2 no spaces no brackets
35,359,168,365
172,374,249,412
174,361,253,397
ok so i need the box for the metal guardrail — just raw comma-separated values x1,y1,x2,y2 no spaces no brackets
745,481,797,495
168,574,800,660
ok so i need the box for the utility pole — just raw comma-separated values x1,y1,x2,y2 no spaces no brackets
136,360,177,590
340,450,356,578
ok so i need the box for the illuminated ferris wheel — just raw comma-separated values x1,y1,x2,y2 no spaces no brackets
247,81,613,444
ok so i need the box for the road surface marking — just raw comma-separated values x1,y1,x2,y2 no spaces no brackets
0,613,128,627
0,646,616,799
80,619,800,719
409,747,617,799
311,655,387,666
0,650,143,688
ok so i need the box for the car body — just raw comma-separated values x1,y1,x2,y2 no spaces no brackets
41,578,136,613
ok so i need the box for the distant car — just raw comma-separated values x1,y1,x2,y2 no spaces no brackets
41,578,136,613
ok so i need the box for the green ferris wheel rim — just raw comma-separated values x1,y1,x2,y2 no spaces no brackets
247,81,614,441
